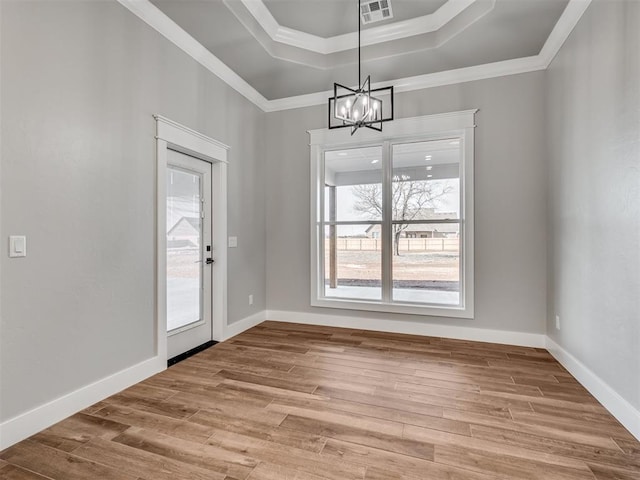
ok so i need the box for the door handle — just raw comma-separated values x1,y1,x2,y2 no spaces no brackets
205,258,215,265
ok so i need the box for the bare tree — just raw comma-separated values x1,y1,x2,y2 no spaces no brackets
352,179,452,255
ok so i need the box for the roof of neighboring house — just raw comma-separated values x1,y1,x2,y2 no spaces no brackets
167,216,200,236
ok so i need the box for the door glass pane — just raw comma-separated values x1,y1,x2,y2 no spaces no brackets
391,140,461,305
324,225,382,300
167,167,202,331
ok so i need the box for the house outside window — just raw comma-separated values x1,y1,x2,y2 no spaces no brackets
309,111,476,318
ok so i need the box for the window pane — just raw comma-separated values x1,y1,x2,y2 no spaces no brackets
391,140,461,306
324,224,382,300
325,146,383,222
392,222,460,305
167,168,202,331
391,140,460,222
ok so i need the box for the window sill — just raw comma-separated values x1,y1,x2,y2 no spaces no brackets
311,297,474,319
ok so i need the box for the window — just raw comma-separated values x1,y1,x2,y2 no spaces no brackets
310,111,475,318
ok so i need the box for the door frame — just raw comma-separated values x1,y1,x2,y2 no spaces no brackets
155,115,228,361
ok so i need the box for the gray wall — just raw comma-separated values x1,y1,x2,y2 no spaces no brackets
0,1,266,422
546,0,640,411
265,72,548,334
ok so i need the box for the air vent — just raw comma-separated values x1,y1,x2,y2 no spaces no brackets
360,0,393,25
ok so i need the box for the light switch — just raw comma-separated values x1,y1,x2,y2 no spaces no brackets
9,236,27,258
228,236,238,248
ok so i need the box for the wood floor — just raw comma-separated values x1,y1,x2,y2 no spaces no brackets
2,322,639,480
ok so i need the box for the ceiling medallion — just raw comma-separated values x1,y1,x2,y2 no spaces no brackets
328,0,394,135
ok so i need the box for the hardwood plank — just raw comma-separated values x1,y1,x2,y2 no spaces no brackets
435,444,596,480
92,404,215,443
470,424,636,468
112,427,257,479
281,414,434,460
214,369,318,394
268,396,470,436
189,404,287,428
613,437,640,455
373,385,520,418
588,464,640,480
103,390,200,420
510,409,633,441
269,403,404,436
322,438,495,480
403,424,595,471
143,370,224,392
246,463,327,480
72,437,227,480
206,429,366,480
189,410,325,453
116,383,177,402
0,440,138,480
30,412,129,452
0,464,53,480
444,409,627,451
218,378,324,402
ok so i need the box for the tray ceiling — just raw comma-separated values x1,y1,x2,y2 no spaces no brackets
148,0,571,101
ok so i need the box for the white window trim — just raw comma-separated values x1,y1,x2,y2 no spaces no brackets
309,110,476,319
155,115,229,361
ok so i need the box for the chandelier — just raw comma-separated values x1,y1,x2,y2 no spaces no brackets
328,0,394,135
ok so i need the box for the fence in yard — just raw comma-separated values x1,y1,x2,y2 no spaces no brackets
325,237,459,252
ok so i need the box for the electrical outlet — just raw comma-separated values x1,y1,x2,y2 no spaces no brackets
249,294,254,306
555,315,561,330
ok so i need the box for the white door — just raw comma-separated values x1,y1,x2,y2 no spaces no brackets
166,149,213,359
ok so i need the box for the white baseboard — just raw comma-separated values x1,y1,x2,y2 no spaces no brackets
546,337,640,441
266,310,546,348
0,311,266,451
223,310,267,341
0,355,165,451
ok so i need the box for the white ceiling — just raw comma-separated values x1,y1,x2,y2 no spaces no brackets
120,0,591,111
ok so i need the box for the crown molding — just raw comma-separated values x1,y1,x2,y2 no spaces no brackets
116,0,270,111
117,0,592,114
224,0,495,70
239,0,481,55
265,55,547,112
538,0,592,66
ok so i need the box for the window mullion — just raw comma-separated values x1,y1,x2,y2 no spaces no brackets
381,141,393,303
319,149,326,299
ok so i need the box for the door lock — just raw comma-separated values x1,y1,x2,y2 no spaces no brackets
205,258,215,265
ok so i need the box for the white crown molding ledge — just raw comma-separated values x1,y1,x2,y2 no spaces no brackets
265,55,547,112
118,0,591,113
538,0,592,65
239,0,482,54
